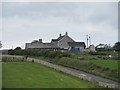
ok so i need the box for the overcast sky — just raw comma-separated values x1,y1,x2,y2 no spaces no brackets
1,2,118,49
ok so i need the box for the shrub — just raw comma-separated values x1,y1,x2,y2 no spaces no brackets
8,49,15,55
8,49,71,59
89,52,107,55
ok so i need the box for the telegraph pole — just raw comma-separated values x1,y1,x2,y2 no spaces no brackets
86,35,91,48
86,35,89,48
89,36,91,46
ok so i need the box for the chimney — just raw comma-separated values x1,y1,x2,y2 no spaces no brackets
65,32,68,36
59,34,62,37
39,39,42,43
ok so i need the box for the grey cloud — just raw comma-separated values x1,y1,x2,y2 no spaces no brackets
2,2,117,26
2,2,118,49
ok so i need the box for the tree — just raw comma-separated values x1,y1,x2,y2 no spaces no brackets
96,43,111,51
14,47,22,50
0,41,2,48
113,42,120,52
96,43,110,49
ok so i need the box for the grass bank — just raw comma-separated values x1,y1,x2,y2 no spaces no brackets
32,56,119,82
2,62,100,88
7,49,119,82
86,60,119,70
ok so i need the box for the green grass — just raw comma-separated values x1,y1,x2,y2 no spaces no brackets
2,62,100,88
0,62,2,89
73,51,118,60
31,56,119,82
86,60,119,70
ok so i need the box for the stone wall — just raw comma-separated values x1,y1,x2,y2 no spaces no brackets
2,55,119,89
2,55,25,62
26,57,119,89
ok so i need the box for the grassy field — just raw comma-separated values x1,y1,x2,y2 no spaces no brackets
31,56,119,82
0,62,2,89
86,60,119,70
2,62,100,88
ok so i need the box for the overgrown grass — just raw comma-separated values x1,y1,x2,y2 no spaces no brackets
7,49,119,83
2,62,100,88
86,60,119,70
32,56,119,82
72,51,118,60
0,62,2,88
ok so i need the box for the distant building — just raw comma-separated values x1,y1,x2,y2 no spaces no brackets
89,45,96,52
68,42,86,52
25,32,86,52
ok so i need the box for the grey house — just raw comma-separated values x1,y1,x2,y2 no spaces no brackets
25,39,60,50
25,32,86,52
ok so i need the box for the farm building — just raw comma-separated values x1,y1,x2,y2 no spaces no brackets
25,32,86,52
68,42,86,52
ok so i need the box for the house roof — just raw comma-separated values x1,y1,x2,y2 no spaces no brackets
51,35,65,42
68,42,86,47
26,42,60,49
51,39,58,42
51,34,75,43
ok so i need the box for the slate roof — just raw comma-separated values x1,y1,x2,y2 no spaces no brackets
26,42,60,49
51,35,65,42
68,42,86,48
51,39,58,42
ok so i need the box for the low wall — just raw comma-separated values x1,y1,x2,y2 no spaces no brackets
26,57,119,89
2,55,119,89
2,55,25,62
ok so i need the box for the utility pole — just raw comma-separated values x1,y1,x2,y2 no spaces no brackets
86,35,89,48
89,36,91,46
86,35,91,48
